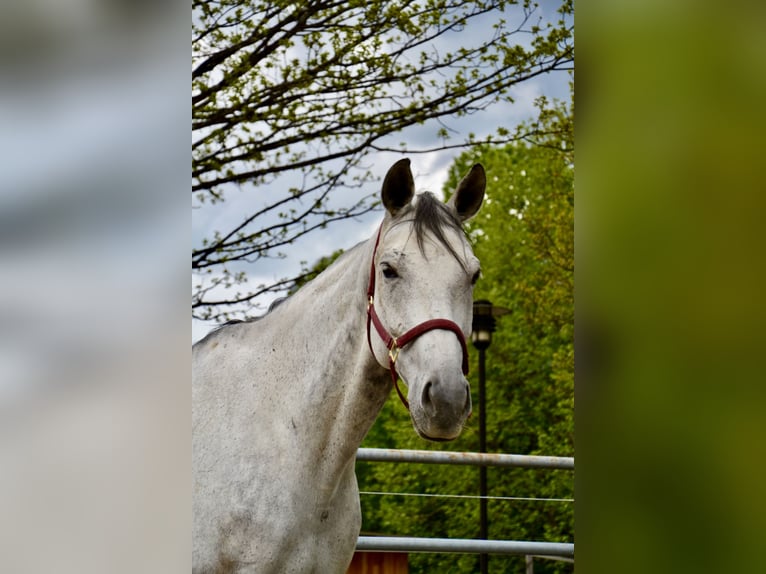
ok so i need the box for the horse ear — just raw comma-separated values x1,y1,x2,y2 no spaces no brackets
382,158,415,216
447,163,486,222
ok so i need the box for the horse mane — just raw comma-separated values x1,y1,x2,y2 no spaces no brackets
230,297,288,326
394,192,468,270
194,297,289,345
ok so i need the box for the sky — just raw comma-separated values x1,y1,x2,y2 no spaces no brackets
192,3,572,343
1,3,188,395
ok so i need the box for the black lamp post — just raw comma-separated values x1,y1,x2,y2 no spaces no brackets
471,299,509,574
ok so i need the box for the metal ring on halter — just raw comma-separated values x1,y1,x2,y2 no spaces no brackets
388,339,400,364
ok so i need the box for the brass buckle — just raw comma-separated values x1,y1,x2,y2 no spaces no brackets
388,338,400,364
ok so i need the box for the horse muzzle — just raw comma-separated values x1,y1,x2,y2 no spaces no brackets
408,373,472,441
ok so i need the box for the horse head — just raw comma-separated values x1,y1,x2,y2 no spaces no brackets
368,158,486,441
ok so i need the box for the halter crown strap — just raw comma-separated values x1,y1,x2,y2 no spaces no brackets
365,224,470,410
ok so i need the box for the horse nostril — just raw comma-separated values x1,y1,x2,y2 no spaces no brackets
464,383,472,415
422,381,433,407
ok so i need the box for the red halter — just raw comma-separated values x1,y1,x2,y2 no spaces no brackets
366,225,470,409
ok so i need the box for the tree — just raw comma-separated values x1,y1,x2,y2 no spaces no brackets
287,248,345,295
192,0,574,321
358,92,573,573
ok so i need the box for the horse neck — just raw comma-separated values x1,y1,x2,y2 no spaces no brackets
274,234,391,463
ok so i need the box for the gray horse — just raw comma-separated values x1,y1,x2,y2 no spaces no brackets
193,159,485,573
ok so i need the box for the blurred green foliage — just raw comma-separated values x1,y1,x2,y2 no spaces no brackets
358,93,574,573
577,3,766,573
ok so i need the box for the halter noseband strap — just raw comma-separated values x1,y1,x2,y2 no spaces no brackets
366,224,470,410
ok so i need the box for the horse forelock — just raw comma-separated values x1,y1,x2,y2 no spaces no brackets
392,192,469,270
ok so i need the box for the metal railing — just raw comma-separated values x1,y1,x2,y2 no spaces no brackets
356,536,573,558
354,447,574,559
356,447,574,470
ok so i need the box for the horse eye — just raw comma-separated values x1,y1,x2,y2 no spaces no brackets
471,270,481,285
382,265,399,279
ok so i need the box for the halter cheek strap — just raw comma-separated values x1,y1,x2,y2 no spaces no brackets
365,225,470,410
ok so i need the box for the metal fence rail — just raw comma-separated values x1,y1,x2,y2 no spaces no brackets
356,536,574,558
355,448,575,560
356,447,574,470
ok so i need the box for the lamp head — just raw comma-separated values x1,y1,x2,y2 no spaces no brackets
471,299,496,351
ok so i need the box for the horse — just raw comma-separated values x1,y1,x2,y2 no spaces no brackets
193,158,486,573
